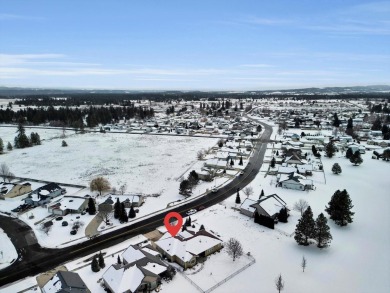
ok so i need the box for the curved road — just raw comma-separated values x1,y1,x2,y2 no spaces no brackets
0,119,272,288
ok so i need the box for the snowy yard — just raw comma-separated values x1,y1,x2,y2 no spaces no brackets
0,228,17,270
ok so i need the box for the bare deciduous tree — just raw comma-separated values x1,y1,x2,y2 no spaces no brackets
275,274,284,293
197,150,205,160
301,256,307,272
293,199,309,216
90,177,111,196
119,183,127,195
97,211,113,225
0,163,14,182
226,238,243,261
242,186,254,198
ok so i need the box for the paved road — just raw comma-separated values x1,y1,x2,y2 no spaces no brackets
0,120,272,288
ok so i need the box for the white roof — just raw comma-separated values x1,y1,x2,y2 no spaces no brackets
260,197,285,216
186,236,222,255
142,262,167,275
240,198,257,213
277,166,297,173
122,245,145,264
40,190,50,196
103,265,144,293
57,196,86,211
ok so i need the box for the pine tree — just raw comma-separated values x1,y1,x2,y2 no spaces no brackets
117,255,122,264
333,113,340,128
312,145,318,155
14,123,31,148
7,142,12,151
259,189,264,200
0,138,3,154
62,140,68,147
239,156,243,166
88,197,96,215
331,163,342,174
350,151,363,166
188,216,192,226
114,198,121,219
235,190,241,204
314,213,332,248
345,147,353,159
91,255,100,272
98,251,105,268
270,157,276,168
278,208,288,223
230,158,234,167
120,203,128,223
346,118,354,136
325,141,335,158
294,206,315,246
128,206,136,218
325,189,354,226
199,224,205,231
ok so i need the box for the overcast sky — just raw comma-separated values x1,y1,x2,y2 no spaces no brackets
0,0,389,90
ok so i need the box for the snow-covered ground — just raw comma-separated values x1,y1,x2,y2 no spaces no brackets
0,228,18,270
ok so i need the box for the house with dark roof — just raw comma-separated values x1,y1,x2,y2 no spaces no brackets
278,172,313,190
24,183,65,207
102,245,175,293
41,271,90,293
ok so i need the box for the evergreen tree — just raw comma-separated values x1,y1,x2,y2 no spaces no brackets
270,157,276,168
14,123,31,148
325,141,336,158
7,142,12,151
345,147,353,159
88,197,96,215
331,163,342,174
117,255,122,264
128,206,136,218
188,170,199,187
314,213,332,248
230,158,234,167
0,138,3,154
333,113,340,128
120,203,128,222
294,206,315,246
62,140,68,147
259,189,264,200
179,179,190,195
114,198,121,219
346,118,354,136
199,224,205,231
239,156,243,166
188,216,192,226
371,117,382,130
325,189,354,226
235,190,241,204
350,151,363,166
91,255,100,272
276,150,279,156
312,145,317,155
278,208,288,223
98,251,105,268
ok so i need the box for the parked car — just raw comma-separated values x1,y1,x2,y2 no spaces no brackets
239,171,244,175
56,217,63,221
211,187,218,193
186,209,197,216
62,221,68,226
70,230,77,235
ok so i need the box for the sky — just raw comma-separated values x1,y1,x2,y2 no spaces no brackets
0,0,389,90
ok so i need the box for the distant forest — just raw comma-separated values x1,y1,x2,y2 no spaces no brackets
0,105,155,128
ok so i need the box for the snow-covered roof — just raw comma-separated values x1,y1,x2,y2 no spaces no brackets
51,196,86,211
122,245,145,265
142,262,167,275
240,198,257,213
103,265,144,293
42,274,62,293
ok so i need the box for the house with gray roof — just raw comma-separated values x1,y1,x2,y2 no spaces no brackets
41,271,90,293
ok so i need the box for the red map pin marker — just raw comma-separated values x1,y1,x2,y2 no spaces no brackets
164,212,183,237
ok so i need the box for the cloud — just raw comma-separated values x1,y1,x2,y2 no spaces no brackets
0,13,42,21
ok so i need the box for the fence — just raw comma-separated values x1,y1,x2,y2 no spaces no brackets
179,255,256,293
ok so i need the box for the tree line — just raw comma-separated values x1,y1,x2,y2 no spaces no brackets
0,105,154,128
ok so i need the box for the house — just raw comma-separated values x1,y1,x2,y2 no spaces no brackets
41,271,90,293
296,164,313,176
0,182,31,199
24,183,65,207
204,158,227,170
154,229,223,269
48,196,89,216
98,196,114,212
102,245,175,293
278,172,313,190
240,194,288,229
283,153,307,165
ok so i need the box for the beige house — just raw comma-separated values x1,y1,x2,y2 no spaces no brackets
154,229,223,269
0,182,31,199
